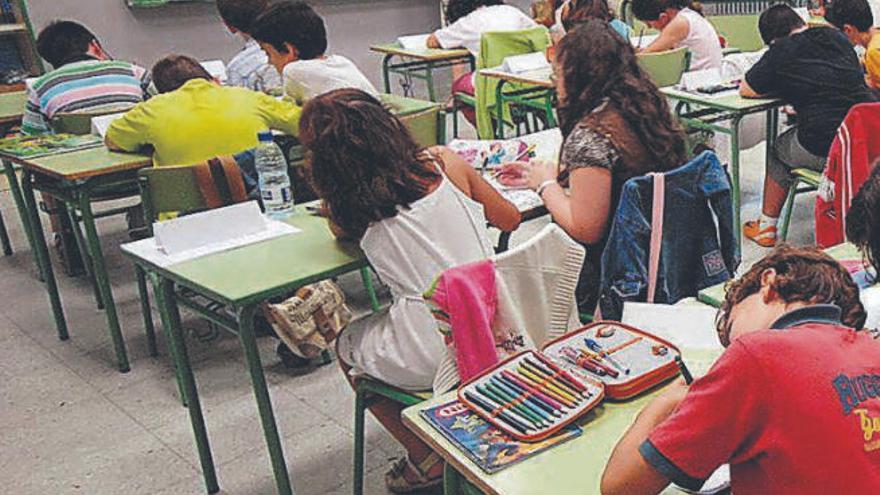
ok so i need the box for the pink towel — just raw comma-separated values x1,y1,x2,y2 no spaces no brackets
426,260,499,382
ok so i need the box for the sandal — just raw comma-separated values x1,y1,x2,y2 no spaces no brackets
385,453,443,493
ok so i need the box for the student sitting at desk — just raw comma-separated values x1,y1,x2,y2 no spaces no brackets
601,245,879,494
23,20,150,136
215,0,281,93
250,1,376,105
739,5,875,247
502,21,688,312
427,0,537,125
105,55,300,167
300,88,519,493
557,0,632,40
826,0,880,91
630,0,722,70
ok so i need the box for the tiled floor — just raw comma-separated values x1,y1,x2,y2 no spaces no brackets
0,131,817,494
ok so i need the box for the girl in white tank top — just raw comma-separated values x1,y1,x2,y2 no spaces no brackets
632,0,723,70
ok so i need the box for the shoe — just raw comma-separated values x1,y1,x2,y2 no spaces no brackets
385,454,443,493
743,220,777,247
276,342,311,369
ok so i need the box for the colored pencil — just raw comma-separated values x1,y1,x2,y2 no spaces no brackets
500,370,567,411
481,383,547,427
495,374,563,417
517,366,578,406
675,355,694,385
464,390,533,434
524,356,588,393
585,338,630,375
521,360,584,398
561,347,608,378
489,377,557,422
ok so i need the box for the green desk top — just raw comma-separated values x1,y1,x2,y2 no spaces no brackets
0,91,27,124
371,43,472,62
123,208,367,308
403,347,722,495
5,146,151,181
698,242,864,308
660,86,781,113
380,93,441,117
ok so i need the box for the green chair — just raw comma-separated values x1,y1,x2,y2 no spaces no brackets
453,26,552,140
778,168,822,243
380,93,446,147
637,47,689,88
708,15,763,53
50,109,123,135
352,379,430,495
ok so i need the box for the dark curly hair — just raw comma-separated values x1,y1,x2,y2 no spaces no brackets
555,20,687,169
299,88,441,239
716,245,867,347
445,0,505,24
846,165,880,277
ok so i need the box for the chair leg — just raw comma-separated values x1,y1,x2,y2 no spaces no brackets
353,384,368,495
0,207,11,256
64,203,103,309
360,267,381,313
136,265,158,357
452,104,460,139
778,179,800,243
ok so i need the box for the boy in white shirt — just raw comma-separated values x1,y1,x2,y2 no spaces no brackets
216,0,281,93
428,0,537,56
251,1,377,105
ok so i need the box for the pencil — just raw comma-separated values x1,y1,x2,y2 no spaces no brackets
500,370,567,412
517,366,578,406
494,374,563,417
464,390,532,434
675,355,694,385
481,383,548,427
584,338,630,375
521,360,584,398
489,377,556,422
526,356,588,393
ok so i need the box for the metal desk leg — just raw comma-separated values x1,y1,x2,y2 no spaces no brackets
764,108,779,169
382,54,394,94
425,62,437,102
3,159,40,274
494,80,507,140
64,202,103,309
20,169,68,341
729,115,743,247
156,277,219,494
77,187,130,373
237,304,294,495
136,265,158,357
0,207,10,255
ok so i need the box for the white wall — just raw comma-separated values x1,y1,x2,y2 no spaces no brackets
27,0,443,88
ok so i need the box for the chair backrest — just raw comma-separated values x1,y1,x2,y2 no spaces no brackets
138,165,209,232
380,93,445,147
637,47,689,88
708,15,763,53
475,26,551,139
51,109,125,135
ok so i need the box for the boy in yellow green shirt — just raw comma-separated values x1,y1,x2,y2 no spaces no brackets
106,54,300,167
826,0,880,90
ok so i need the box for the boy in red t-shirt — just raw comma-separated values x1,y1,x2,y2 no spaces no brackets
601,246,880,495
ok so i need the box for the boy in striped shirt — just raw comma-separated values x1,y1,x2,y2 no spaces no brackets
23,20,150,135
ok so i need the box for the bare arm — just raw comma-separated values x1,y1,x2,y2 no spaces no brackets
641,16,688,54
433,146,522,232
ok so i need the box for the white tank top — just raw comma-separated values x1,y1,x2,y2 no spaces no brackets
678,7,723,71
350,170,494,390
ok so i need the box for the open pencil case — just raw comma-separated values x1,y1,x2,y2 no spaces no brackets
457,321,682,441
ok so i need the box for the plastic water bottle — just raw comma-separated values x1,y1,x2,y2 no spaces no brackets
255,130,295,219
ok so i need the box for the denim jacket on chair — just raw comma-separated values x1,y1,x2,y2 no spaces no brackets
598,151,740,321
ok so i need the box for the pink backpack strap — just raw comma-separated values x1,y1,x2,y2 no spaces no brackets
647,172,665,303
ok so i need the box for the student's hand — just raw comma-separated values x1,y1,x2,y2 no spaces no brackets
650,377,690,418
525,160,560,190
494,161,531,188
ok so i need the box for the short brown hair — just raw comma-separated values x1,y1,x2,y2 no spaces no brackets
152,55,212,94
216,0,268,33
716,245,867,346
847,165,880,276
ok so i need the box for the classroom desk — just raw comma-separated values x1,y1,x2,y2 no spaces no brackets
371,43,475,102
659,87,783,246
479,68,556,139
698,242,866,307
0,90,27,126
402,346,722,495
1,146,151,372
121,208,369,495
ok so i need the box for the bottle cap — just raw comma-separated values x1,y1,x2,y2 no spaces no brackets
257,130,273,142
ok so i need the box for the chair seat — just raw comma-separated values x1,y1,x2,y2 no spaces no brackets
792,168,822,187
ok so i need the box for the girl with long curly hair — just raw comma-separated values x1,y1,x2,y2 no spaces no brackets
300,88,519,492
502,20,687,311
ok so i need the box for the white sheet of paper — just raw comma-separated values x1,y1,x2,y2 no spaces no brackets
201,60,228,84
519,128,563,162
154,201,268,255
397,34,431,50
631,33,659,48
622,302,722,351
90,112,125,138
678,68,723,92
501,52,550,74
